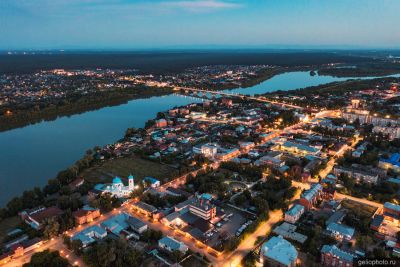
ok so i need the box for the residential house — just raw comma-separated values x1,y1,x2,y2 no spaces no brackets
298,184,322,210
72,206,100,225
326,222,355,241
260,235,298,267
321,245,357,267
158,236,188,253
285,204,305,224
20,206,63,230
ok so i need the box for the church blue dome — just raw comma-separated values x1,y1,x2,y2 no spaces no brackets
112,177,123,184
128,174,134,180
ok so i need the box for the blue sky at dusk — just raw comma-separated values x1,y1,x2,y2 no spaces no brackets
0,0,399,50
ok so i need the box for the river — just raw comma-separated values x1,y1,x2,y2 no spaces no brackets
0,71,398,206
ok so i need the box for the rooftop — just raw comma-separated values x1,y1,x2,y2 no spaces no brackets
384,202,400,212
321,245,356,262
327,222,355,238
262,236,298,266
285,204,304,217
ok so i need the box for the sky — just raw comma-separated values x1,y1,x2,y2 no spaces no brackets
0,0,399,50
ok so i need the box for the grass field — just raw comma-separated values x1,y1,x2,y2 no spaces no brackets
81,155,179,185
341,199,377,218
0,216,22,244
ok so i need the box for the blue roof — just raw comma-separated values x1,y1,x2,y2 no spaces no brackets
144,177,160,184
159,236,182,251
72,225,107,245
262,236,297,266
384,202,400,212
387,178,400,184
101,213,130,235
94,184,105,191
128,174,134,180
380,153,400,167
112,177,123,184
201,193,213,201
321,245,356,262
327,222,355,238
286,204,304,217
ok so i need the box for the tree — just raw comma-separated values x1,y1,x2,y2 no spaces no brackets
71,239,83,256
356,235,373,251
83,238,143,267
23,250,68,267
43,217,60,239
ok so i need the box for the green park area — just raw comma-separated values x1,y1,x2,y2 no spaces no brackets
81,155,179,185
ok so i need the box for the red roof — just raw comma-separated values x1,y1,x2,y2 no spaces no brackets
29,206,63,224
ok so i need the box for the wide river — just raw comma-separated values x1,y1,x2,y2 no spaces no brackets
0,71,399,206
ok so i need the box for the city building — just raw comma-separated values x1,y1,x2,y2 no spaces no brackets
333,166,379,184
101,212,147,238
260,235,298,267
298,183,322,210
20,206,63,230
326,222,355,241
94,175,135,198
155,119,168,128
379,153,400,173
284,204,305,224
189,195,216,221
278,141,320,156
321,245,357,267
72,225,107,247
72,206,100,225
143,176,161,188
383,202,400,226
158,236,188,253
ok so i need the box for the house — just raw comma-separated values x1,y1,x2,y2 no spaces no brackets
238,141,255,152
379,153,400,173
20,206,63,230
68,177,84,190
298,183,322,210
155,119,168,128
215,148,240,161
260,235,298,267
72,225,107,247
72,206,100,225
256,155,285,169
221,98,233,106
333,166,379,184
279,141,320,156
158,236,188,253
321,245,357,267
101,213,147,238
189,196,216,221
383,202,400,226
132,201,158,217
127,216,148,234
8,238,43,258
284,204,305,224
200,143,218,158
143,177,161,188
326,222,355,241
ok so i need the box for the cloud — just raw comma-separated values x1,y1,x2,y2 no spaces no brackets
160,0,242,11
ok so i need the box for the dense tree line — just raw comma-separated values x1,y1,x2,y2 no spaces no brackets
82,238,143,267
23,250,69,267
0,86,173,132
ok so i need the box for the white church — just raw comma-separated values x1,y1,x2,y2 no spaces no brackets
94,175,135,198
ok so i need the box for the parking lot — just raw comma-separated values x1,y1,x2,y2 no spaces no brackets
205,206,248,249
